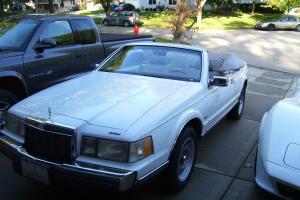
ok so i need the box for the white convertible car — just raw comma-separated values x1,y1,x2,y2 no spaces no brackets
0,43,247,191
255,90,300,199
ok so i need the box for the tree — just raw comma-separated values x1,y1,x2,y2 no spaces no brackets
195,0,208,25
207,0,233,13
169,0,193,41
267,0,300,13
94,0,112,16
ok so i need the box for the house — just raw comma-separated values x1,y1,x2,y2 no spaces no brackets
124,0,177,10
35,0,85,12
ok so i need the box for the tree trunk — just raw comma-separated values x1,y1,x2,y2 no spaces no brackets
251,0,255,15
48,0,54,13
196,9,202,25
196,0,207,25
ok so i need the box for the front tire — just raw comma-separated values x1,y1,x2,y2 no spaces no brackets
228,87,246,120
103,20,109,26
165,127,197,191
296,25,300,32
0,89,18,128
267,24,275,31
124,21,130,27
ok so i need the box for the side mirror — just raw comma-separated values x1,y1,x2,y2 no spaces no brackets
209,76,228,87
35,38,56,51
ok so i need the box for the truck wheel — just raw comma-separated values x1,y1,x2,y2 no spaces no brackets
124,21,130,27
228,87,246,120
0,89,18,128
103,20,109,26
267,24,275,31
165,126,197,191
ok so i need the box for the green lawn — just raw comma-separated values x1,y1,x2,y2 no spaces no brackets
75,10,293,30
140,11,284,30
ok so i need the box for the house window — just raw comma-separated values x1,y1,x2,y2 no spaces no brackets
169,0,177,5
149,0,156,5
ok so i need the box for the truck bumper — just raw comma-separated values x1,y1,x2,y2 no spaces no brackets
0,133,137,191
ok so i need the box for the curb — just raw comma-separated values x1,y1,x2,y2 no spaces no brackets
285,76,300,98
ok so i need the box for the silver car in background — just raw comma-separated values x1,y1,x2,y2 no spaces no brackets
102,11,142,27
255,16,300,31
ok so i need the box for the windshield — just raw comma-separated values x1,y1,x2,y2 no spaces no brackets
0,18,39,51
99,46,202,82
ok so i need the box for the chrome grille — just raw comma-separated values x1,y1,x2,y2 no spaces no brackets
24,118,75,163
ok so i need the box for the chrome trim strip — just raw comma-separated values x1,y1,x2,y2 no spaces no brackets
138,161,169,181
25,123,73,137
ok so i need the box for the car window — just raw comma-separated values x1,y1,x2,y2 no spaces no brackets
40,20,75,47
288,17,297,22
0,18,39,50
71,19,97,44
100,45,202,82
280,17,288,22
111,13,118,16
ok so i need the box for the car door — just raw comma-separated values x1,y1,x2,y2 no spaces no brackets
288,17,298,29
23,20,84,93
117,12,126,25
276,17,289,29
70,19,106,71
109,13,118,25
198,70,235,134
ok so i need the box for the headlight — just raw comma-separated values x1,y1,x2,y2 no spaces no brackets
81,136,153,163
5,114,25,137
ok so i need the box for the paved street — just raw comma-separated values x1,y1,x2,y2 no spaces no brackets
99,26,300,75
0,66,297,200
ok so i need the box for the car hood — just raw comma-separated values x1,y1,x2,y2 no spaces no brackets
12,71,185,130
260,97,300,167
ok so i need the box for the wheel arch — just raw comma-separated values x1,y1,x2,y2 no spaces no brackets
0,71,29,99
168,113,203,159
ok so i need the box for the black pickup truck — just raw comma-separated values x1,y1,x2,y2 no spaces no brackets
0,14,153,125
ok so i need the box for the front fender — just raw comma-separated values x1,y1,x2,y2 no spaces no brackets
169,109,204,153
0,70,29,95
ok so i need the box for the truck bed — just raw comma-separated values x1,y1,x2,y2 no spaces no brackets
100,33,153,43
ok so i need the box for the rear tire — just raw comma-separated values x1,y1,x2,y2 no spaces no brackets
228,87,246,120
267,24,275,31
165,127,197,192
103,20,109,26
124,21,130,27
0,89,18,128
296,25,300,32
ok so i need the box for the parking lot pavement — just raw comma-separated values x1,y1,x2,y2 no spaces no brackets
98,25,300,75
0,66,295,199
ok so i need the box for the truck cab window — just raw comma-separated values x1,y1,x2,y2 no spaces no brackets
40,21,75,47
71,19,97,44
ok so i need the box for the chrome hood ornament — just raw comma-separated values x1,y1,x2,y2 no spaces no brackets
48,107,52,120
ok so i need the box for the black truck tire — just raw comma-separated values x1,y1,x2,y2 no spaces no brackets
0,89,18,127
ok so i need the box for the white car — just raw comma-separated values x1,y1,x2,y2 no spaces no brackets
255,90,300,199
0,43,247,191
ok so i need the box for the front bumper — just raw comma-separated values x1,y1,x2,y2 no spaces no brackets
255,146,300,199
0,133,137,191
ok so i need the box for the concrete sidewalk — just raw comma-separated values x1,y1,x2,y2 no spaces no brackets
99,25,300,75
